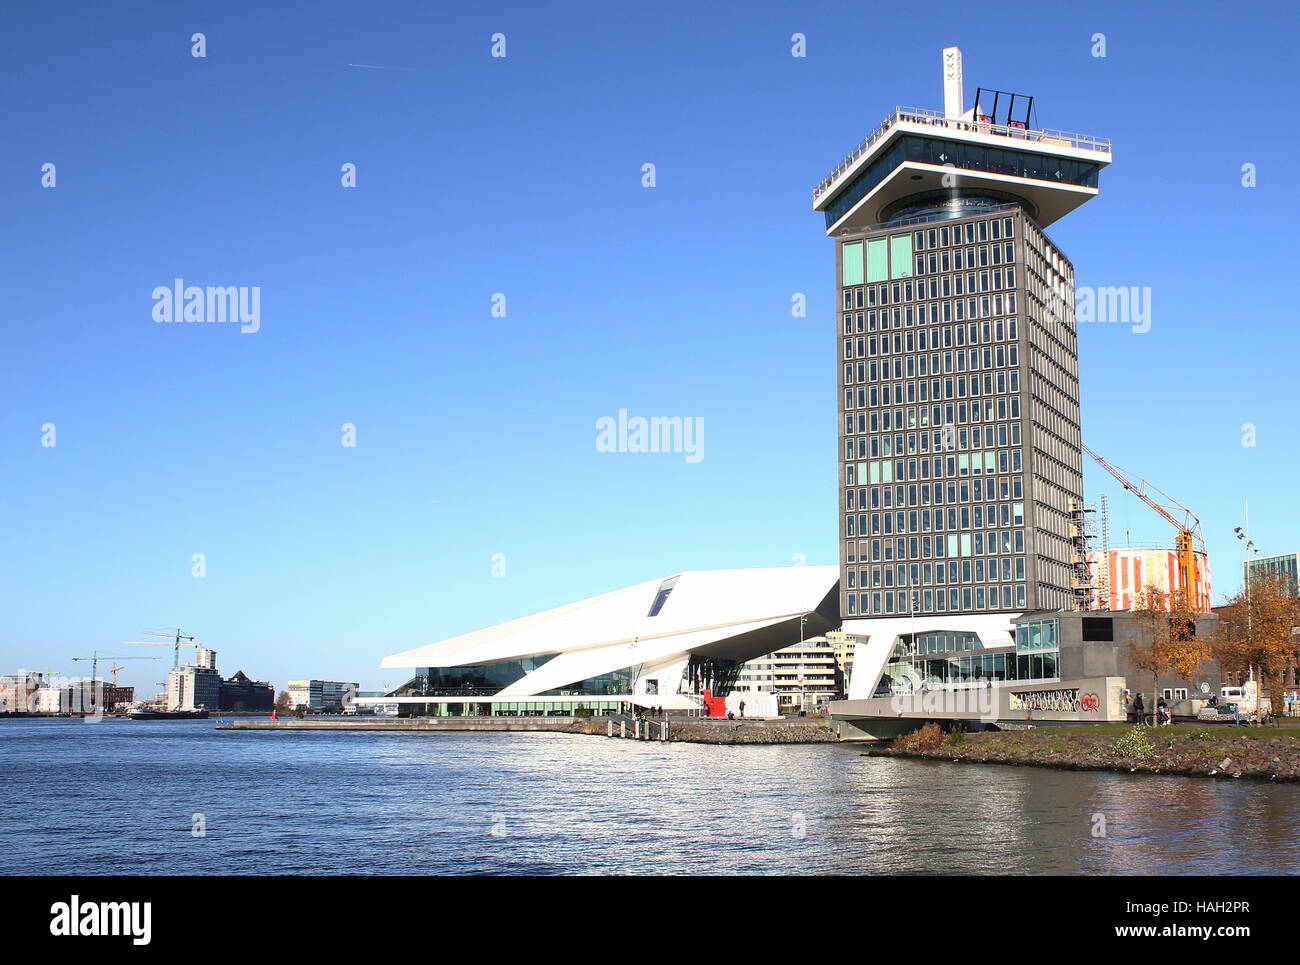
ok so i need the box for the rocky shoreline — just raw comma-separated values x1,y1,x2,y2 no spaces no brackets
869,723,1300,782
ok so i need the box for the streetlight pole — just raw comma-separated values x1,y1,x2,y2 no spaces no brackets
1234,515,1261,694
910,591,919,686
799,613,808,713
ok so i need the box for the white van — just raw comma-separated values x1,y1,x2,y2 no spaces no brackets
1220,679,1271,716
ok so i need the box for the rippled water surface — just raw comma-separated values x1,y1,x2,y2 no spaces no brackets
4,718,1298,875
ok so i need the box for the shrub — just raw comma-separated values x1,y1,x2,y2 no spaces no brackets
897,721,945,753
1114,725,1158,760
947,723,967,748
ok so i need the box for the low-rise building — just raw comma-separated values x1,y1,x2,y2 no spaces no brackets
219,671,274,712
351,693,398,716
732,638,842,713
356,566,839,717
825,630,862,694
33,685,65,714
100,684,134,710
28,679,132,714
0,672,51,714
287,679,358,714
832,609,1220,739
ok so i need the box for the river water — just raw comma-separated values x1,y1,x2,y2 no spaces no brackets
4,718,1297,875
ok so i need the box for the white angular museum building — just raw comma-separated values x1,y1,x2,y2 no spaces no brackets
356,565,839,716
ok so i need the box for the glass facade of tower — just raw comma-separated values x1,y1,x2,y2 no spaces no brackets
837,205,1082,620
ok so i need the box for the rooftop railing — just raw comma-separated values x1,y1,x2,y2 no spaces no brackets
813,106,1111,204
844,200,1023,236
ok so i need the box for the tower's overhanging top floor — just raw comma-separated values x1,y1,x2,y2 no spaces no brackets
814,49,1111,236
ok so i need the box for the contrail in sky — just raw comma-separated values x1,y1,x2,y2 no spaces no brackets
346,63,415,71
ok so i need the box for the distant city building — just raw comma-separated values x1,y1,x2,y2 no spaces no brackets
352,693,398,716
732,638,843,712
219,670,274,712
825,630,862,693
28,679,132,714
1244,552,1300,596
136,690,168,712
288,679,359,714
0,672,52,714
167,665,220,711
33,686,66,714
100,683,134,710
1089,547,1212,612
196,648,218,670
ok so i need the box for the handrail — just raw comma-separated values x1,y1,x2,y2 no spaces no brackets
813,106,1111,204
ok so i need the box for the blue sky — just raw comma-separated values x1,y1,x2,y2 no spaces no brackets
3,0,1297,692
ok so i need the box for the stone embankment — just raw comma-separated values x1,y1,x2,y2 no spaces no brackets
871,723,1300,782
648,717,837,744
218,715,837,744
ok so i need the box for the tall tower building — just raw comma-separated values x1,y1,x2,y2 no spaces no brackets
815,48,1111,696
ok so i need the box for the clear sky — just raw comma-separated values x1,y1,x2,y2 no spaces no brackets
3,0,1297,693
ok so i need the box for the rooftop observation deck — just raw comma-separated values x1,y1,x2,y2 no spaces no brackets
813,106,1112,208
813,105,1112,233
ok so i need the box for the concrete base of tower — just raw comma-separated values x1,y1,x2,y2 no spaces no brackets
830,675,1129,740
838,613,1022,701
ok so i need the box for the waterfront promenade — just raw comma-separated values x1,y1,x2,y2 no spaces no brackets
217,715,838,744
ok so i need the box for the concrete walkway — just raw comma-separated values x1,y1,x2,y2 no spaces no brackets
216,716,583,732
215,715,839,744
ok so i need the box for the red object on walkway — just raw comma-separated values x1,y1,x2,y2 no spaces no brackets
701,689,726,718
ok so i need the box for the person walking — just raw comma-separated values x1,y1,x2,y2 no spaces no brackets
1133,692,1144,724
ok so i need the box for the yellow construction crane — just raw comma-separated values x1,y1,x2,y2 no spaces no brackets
1082,442,1206,611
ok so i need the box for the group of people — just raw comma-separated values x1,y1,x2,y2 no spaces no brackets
1126,691,1173,726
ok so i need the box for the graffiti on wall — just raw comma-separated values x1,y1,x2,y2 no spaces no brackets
1008,688,1083,714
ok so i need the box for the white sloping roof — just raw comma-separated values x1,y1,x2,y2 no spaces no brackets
379,565,839,671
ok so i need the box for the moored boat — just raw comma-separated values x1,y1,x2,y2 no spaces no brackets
127,708,210,720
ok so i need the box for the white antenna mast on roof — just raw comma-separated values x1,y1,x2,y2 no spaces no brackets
943,46,964,119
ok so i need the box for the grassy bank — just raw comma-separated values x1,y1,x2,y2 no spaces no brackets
872,722,1300,781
